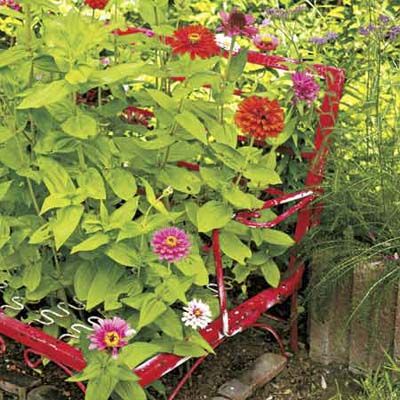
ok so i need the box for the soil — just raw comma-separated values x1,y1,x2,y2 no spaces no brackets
0,329,360,400
164,328,359,400
0,339,82,399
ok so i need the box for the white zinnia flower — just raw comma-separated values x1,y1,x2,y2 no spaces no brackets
182,299,212,330
215,33,241,54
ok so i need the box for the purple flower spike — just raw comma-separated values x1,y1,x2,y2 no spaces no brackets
89,317,135,358
388,26,400,41
309,31,338,45
292,71,320,106
309,36,327,45
218,8,258,38
151,227,191,263
359,24,376,36
379,15,390,24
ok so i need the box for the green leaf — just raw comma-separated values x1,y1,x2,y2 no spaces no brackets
141,178,168,215
18,80,72,109
120,342,165,369
85,374,117,400
137,296,167,329
260,259,281,288
0,46,26,67
108,197,139,230
173,342,207,357
222,186,264,210
197,201,233,233
104,168,137,200
227,48,248,81
220,232,251,265
138,0,167,25
147,89,177,111
0,180,12,201
175,254,209,286
40,193,71,214
115,381,146,400
52,205,84,250
0,126,13,144
105,242,139,267
38,157,75,194
74,262,97,301
22,262,42,291
211,143,245,171
78,168,106,199
90,63,144,85
175,111,208,144
86,265,124,309
71,233,110,254
159,166,202,195
244,165,282,187
261,229,295,246
68,362,102,382
29,223,51,244
267,118,297,147
155,308,184,339
61,112,97,139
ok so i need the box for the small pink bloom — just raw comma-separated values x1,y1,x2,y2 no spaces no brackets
151,227,191,263
182,299,212,330
218,8,258,38
88,317,135,358
0,0,21,11
292,71,320,106
253,33,279,52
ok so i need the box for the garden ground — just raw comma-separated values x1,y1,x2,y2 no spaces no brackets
0,330,360,400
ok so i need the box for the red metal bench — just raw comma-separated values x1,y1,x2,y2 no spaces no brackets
0,33,345,399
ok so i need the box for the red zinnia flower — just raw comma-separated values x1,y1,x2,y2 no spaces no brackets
167,25,220,60
122,106,153,127
234,96,285,140
85,0,109,10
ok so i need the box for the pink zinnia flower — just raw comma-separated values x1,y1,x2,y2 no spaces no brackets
218,8,258,38
0,0,21,11
88,317,135,358
151,227,191,263
292,71,320,106
253,33,279,52
182,299,212,330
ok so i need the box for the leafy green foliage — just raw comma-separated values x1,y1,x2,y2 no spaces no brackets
0,0,340,398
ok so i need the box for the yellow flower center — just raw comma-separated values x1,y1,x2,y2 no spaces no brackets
165,235,178,248
194,308,203,317
188,33,201,44
262,37,272,44
104,331,120,347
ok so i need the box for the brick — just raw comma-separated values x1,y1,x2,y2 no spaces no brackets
309,253,353,365
349,261,397,373
0,371,40,399
27,385,67,400
393,283,400,361
217,379,252,400
240,353,287,389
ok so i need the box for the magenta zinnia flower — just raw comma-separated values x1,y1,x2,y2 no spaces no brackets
292,71,320,106
218,8,258,38
88,317,135,358
151,227,191,263
0,0,21,11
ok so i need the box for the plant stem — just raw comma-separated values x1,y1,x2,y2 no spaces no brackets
161,97,185,168
234,136,255,186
